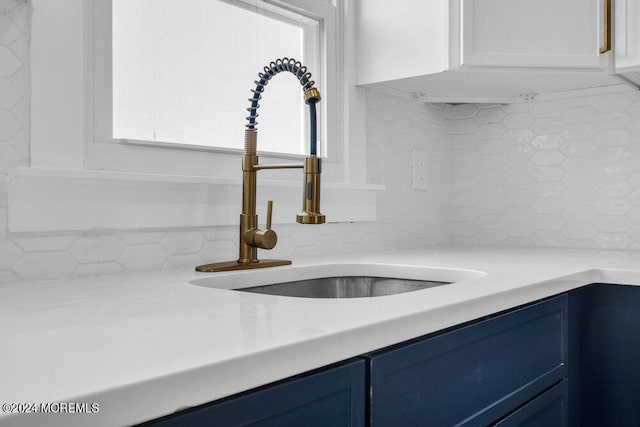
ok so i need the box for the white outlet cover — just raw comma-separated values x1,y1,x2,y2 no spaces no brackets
412,148,428,191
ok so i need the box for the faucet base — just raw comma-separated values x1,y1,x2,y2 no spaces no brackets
196,259,291,273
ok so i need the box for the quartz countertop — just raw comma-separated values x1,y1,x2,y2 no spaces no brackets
4,245,640,427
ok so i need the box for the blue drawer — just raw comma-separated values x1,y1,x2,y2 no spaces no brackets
495,379,567,427
368,294,568,427
144,359,365,427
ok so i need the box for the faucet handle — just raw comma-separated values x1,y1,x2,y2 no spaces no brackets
251,201,277,250
266,200,273,230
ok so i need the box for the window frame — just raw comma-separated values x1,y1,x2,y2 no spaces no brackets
89,0,339,175
22,0,379,233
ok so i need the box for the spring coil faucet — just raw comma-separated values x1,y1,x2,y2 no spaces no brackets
196,58,325,272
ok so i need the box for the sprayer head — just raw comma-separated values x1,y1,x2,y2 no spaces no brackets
296,156,325,225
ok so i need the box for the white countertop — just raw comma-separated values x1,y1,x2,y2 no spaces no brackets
3,245,640,427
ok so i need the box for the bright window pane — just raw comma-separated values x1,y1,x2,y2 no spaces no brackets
113,0,312,155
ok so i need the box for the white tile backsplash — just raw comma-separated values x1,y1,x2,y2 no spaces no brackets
4,4,640,284
449,91,640,249
366,92,451,249
0,4,449,283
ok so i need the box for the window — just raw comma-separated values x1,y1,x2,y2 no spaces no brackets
110,0,323,156
24,0,380,233
85,0,339,177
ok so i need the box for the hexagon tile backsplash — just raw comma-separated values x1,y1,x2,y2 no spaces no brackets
448,90,640,249
0,91,449,283
0,2,450,283
4,1,640,284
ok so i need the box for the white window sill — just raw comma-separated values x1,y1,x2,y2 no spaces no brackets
8,167,384,233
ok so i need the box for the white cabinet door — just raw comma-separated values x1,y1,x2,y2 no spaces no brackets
616,0,640,71
460,0,608,68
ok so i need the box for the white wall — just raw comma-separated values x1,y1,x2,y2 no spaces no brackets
0,3,450,283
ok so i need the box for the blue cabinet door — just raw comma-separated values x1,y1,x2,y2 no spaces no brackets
495,379,567,427
144,359,365,427
368,295,568,427
569,284,640,427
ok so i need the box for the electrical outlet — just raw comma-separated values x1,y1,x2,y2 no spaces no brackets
412,148,428,191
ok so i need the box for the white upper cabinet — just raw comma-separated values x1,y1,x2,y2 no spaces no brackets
356,0,634,103
356,0,449,86
461,0,607,68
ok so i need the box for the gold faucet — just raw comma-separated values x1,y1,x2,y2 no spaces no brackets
196,58,325,273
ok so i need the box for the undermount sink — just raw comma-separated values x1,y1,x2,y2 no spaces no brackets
190,263,487,299
237,276,450,298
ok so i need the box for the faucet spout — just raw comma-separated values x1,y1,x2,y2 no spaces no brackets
196,58,325,273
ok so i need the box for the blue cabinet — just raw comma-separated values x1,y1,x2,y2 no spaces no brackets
141,295,571,427
367,295,568,426
495,379,568,427
569,284,640,427
140,284,640,426
143,359,365,427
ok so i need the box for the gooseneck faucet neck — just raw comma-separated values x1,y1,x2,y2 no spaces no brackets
245,57,320,156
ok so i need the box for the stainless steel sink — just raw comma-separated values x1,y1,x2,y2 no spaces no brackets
236,276,450,298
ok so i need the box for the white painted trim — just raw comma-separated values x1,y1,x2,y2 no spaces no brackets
7,168,383,232
360,85,422,102
421,96,520,104
615,0,640,71
361,72,629,105
341,0,367,185
364,83,518,104
8,167,384,190
417,83,632,104
448,0,461,70
534,83,632,101
616,0,629,58
31,0,86,169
